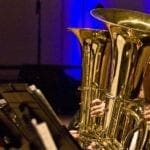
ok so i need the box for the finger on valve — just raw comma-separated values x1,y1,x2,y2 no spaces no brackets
69,130,79,139
90,99,105,117
143,104,150,120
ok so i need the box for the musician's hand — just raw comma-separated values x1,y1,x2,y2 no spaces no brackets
69,131,99,150
90,99,105,117
69,130,79,139
143,104,150,120
86,141,99,150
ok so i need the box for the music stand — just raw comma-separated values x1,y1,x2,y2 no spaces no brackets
0,83,81,150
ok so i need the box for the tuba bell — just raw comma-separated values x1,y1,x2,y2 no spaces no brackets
91,8,150,149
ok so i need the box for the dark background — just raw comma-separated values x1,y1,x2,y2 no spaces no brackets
0,0,149,115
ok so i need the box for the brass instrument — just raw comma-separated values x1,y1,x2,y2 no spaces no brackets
90,8,150,149
69,28,112,148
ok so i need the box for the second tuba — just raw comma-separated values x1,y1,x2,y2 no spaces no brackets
69,28,112,149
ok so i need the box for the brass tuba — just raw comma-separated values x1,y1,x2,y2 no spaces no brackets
68,28,112,148
90,8,150,149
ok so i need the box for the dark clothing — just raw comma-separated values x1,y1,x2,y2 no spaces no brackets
68,110,80,130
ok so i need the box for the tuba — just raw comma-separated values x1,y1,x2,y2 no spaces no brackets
68,28,112,148
90,8,150,149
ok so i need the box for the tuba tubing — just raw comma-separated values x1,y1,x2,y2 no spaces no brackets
69,28,112,148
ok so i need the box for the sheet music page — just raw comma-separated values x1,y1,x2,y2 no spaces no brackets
32,119,57,150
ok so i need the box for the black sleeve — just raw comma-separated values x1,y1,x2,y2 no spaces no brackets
68,110,80,130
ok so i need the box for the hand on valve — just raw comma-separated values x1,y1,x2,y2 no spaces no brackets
69,99,105,140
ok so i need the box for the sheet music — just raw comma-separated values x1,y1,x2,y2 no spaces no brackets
32,119,57,150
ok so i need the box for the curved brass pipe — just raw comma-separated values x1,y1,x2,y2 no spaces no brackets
91,8,150,150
